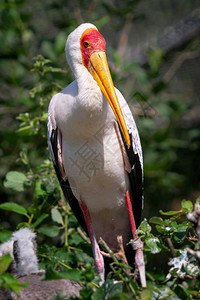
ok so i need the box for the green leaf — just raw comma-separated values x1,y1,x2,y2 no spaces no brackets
196,197,200,205
59,269,82,281
186,263,199,277
181,200,193,212
74,249,94,264
0,202,27,216
80,287,93,299
4,171,27,192
136,219,151,236
159,210,180,216
51,208,63,225
51,291,67,300
42,266,82,282
173,222,188,243
32,213,49,228
34,180,47,197
140,289,155,300
0,272,28,292
155,225,172,235
101,280,123,299
38,225,60,237
148,48,163,74
145,237,161,254
92,286,104,300
0,254,12,274
0,230,12,243
149,216,168,226
42,265,64,280
69,232,84,246
174,284,188,300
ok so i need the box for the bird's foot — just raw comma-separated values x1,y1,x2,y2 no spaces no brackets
100,235,128,265
133,239,146,288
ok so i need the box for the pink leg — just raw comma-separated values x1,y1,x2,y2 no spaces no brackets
81,199,105,283
125,191,146,287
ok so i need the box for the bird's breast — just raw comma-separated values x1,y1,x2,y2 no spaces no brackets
62,120,129,213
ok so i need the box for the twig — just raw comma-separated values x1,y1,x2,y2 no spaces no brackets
163,51,200,83
77,227,90,243
116,235,128,264
192,276,197,289
74,0,83,24
167,237,176,257
88,0,97,14
186,247,200,261
188,237,198,242
186,203,200,261
117,14,133,59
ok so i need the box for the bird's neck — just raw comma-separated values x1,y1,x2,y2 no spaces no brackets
73,66,110,134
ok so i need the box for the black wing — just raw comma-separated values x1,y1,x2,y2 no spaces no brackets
123,132,143,228
49,127,88,234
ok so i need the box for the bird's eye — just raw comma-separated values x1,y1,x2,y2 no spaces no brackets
84,41,90,48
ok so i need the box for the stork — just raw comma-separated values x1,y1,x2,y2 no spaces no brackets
48,23,146,286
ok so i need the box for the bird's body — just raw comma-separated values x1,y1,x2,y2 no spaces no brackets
48,23,145,285
50,85,131,249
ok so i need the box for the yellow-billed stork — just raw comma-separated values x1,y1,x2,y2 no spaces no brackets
48,23,146,286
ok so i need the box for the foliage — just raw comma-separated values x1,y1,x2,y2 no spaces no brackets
0,0,200,299
0,254,28,294
0,49,200,300
1,180,200,298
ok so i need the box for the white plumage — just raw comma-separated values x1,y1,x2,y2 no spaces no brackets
48,23,145,285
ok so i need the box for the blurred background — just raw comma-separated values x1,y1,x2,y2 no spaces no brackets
0,0,200,232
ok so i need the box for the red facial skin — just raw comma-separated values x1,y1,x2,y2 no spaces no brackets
80,28,106,70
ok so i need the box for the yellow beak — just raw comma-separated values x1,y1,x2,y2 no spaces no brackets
88,52,131,149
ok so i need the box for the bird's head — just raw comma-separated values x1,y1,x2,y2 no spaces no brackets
65,23,130,148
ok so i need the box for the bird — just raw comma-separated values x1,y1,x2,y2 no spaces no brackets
48,23,146,286
12,227,39,276
0,228,82,300
0,228,39,276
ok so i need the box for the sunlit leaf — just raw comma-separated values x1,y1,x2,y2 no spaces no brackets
0,273,28,292
51,208,63,225
181,200,193,212
145,237,161,254
0,202,27,215
0,254,12,274
34,180,47,197
4,171,28,192
149,216,168,226
159,210,181,216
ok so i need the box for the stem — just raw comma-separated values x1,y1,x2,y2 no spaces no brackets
27,213,34,224
64,212,68,248
99,238,118,264
58,260,72,270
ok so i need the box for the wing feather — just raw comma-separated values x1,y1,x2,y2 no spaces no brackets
116,88,144,228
